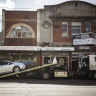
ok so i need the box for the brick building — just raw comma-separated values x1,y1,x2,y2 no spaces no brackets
2,1,96,47
2,10,37,46
37,0,96,70
37,0,96,47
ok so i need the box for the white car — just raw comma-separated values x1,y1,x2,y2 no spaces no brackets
0,60,25,74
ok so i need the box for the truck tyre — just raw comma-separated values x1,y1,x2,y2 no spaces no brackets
92,72,96,80
42,72,50,80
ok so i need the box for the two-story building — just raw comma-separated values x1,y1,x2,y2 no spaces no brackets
37,0,96,70
2,10,37,46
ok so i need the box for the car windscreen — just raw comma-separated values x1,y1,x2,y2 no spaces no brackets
0,60,10,65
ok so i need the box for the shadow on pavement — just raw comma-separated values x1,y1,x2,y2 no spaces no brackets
0,77,96,86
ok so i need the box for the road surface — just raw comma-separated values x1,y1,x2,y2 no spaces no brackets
0,78,96,96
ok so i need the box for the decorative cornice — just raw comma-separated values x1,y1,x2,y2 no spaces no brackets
49,15,96,19
44,0,96,9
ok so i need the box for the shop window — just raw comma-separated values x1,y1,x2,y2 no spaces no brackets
72,22,81,35
62,22,68,36
44,57,51,64
56,57,68,71
43,52,68,71
12,54,19,62
72,53,79,71
85,22,91,32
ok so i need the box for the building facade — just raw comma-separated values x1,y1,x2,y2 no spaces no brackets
2,10,37,46
37,0,96,70
37,0,96,47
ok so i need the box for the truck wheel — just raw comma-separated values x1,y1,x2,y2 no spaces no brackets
92,72,96,80
42,72,50,80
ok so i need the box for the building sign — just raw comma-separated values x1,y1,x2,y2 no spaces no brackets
0,46,41,51
75,46,96,52
73,38,96,45
73,32,96,45
41,47,74,51
79,46,90,50
0,46,74,52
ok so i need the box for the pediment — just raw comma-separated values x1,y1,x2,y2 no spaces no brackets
44,1,96,17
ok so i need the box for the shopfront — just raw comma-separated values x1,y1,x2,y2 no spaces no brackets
0,46,74,70
72,46,96,71
42,52,69,71
41,47,74,71
0,46,41,69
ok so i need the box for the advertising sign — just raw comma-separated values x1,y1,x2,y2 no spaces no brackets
73,38,96,45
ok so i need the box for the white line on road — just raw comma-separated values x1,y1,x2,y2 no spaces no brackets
0,92,80,95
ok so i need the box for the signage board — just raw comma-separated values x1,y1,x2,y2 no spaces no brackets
73,38,96,45
0,46,75,51
0,46,41,51
41,47,74,51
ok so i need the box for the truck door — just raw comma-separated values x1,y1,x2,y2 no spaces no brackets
89,55,96,70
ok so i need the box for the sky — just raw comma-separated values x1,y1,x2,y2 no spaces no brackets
0,0,96,31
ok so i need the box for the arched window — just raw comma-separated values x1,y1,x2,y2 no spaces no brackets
7,24,35,38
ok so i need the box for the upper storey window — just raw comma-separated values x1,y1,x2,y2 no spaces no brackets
72,22,81,35
85,22,91,32
9,26,32,38
62,22,68,36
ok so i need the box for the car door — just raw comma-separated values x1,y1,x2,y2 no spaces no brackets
0,61,12,74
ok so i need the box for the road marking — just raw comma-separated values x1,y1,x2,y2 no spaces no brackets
0,92,80,95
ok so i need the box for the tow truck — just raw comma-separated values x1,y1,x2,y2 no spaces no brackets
0,54,96,80
78,54,96,79
0,46,96,80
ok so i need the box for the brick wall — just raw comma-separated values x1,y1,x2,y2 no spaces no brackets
91,22,96,33
4,11,37,46
4,38,37,46
53,20,72,43
53,20,96,44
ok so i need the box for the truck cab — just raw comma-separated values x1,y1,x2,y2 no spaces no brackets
80,55,96,79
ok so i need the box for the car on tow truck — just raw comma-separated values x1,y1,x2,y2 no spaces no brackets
0,60,25,74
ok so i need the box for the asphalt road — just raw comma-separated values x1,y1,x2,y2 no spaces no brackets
0,78,96,96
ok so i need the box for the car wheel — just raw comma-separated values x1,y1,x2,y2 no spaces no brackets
42,72,50,80
13,66,20,73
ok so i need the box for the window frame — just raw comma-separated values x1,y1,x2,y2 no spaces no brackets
72,22,81,35
8,26,33,38
62,22,68,37
85,22,91,33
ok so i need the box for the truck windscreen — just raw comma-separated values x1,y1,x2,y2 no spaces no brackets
81,56,89,70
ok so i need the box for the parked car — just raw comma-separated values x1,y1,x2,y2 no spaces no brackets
0,60,25,74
